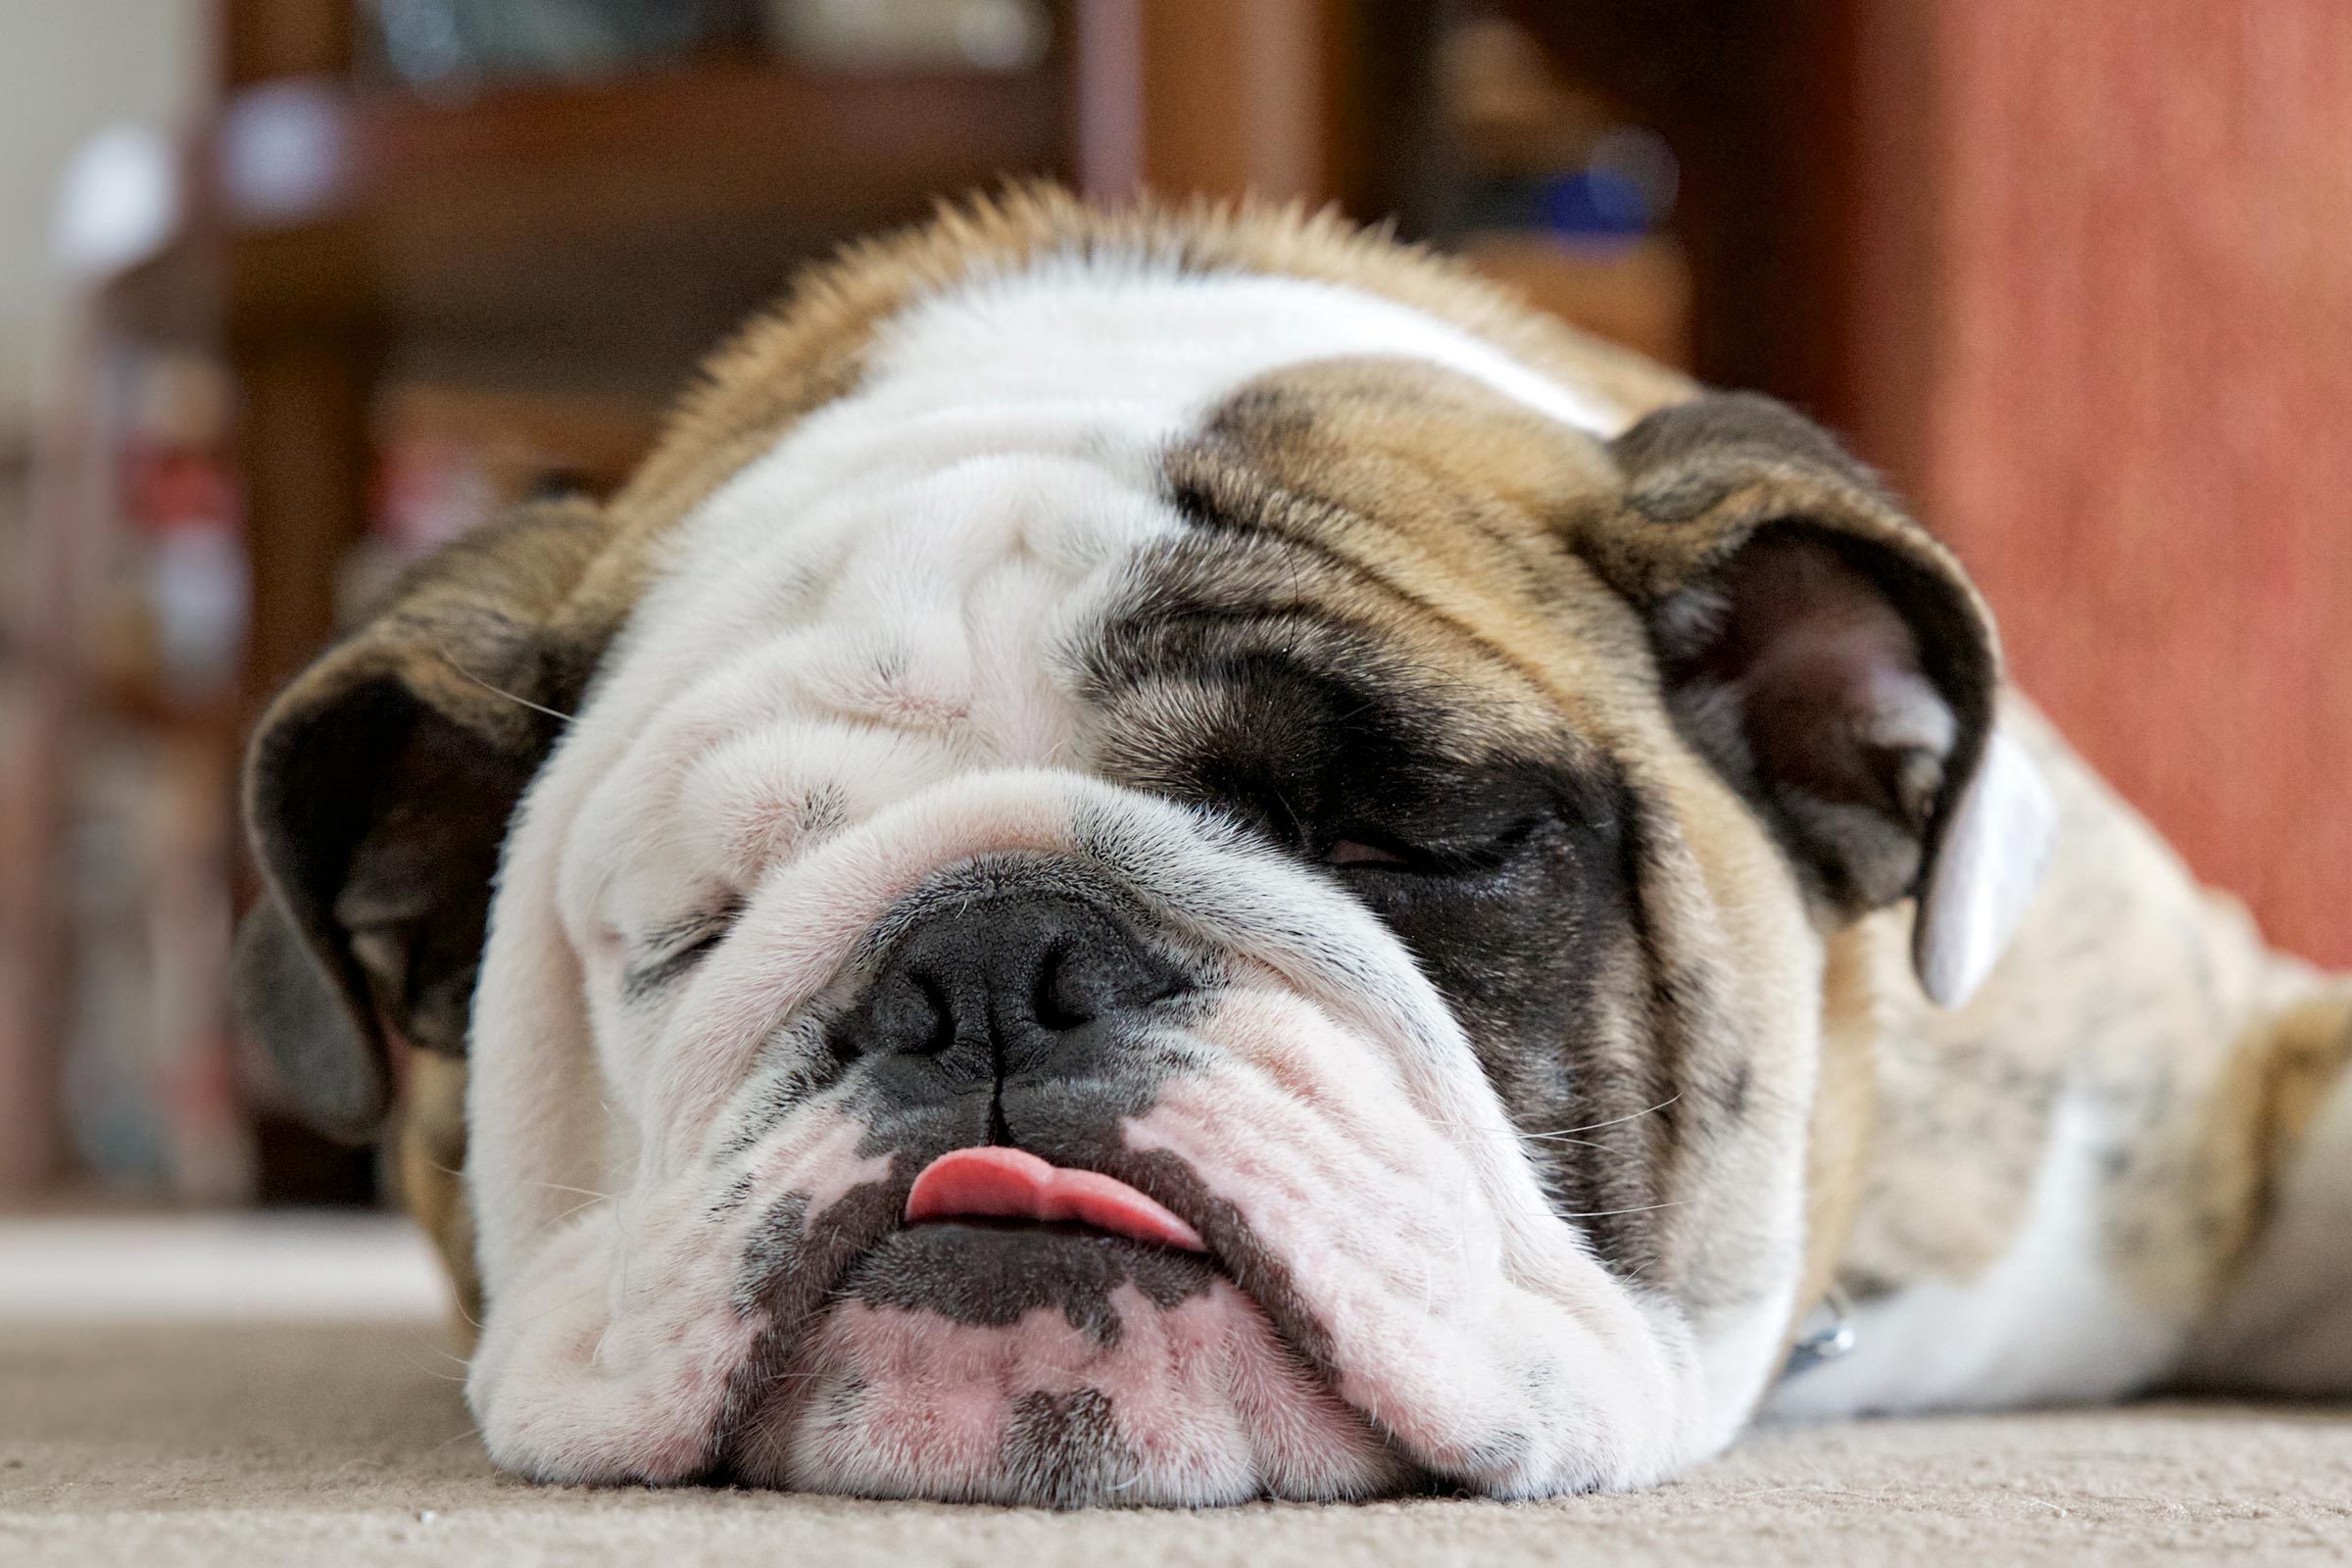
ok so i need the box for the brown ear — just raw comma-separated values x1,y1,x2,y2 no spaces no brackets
1584,394,2051,1001
233,497,620,1141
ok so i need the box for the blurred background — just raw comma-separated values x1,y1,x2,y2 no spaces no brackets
0,0,2346,1220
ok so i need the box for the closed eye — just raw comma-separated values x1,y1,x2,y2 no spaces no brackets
621,905,740,1003
1320,814,1548,878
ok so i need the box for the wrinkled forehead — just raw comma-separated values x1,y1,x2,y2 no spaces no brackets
559,268,1649,906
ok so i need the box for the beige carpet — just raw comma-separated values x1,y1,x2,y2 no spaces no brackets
4,1220,2350,1565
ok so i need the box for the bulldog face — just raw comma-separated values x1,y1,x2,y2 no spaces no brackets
234,198,2035,1504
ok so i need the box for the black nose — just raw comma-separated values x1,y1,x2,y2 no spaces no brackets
838,893,1185,1085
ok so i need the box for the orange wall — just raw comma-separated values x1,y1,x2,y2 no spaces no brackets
1846,2,2352,964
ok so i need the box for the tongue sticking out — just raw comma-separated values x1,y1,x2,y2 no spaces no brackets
904,1146,1207,1252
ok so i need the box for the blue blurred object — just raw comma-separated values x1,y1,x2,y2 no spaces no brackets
370,0,763,87
1542,124,1680,238
1537,168,1653,238
1457,123,1680,242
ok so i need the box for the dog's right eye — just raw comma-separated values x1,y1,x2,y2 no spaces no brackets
620,906,739,1001
1319,810,1548,882
1323,838,1409,867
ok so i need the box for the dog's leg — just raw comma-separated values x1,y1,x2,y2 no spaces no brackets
2181,990,2352,1393
396,1049,483,1347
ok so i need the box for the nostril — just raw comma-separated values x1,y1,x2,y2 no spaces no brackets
866,969,954,1056
1036,941,1184,1032
1034,946,1097,1031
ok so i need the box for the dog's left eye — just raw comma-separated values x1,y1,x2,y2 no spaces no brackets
621,907,739,1000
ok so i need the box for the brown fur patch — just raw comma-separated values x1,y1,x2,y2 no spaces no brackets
1796,922,1892,1329
397,1050,480,1343
2257,994,2352,1149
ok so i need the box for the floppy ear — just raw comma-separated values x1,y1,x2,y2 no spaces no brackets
1584,393,2054,1007
233,497,621,1141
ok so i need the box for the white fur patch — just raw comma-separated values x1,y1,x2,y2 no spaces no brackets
864,259,1634,444
1765,1089,2186,1418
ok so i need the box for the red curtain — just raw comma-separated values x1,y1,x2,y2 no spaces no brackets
1844,2,2352,964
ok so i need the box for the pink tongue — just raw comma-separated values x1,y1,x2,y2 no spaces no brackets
904,1147,1206,1252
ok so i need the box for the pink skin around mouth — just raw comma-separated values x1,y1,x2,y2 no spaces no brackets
903,1146,1207,1252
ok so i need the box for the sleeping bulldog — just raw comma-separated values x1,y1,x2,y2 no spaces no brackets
231,190,2351,1503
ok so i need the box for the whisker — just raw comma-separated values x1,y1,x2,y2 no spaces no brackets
1529,1093,1683,1138
407,1335,474,1372
1552,1200,1691,1220
396,1333,474,1386
433,1421,488,1452
1514,1132,1612,1152
543,1193,612,1227
399,1353,471,1386
1417,1116,1613,1153
435,643,574,725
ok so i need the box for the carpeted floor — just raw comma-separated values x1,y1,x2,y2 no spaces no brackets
5,1219,2350,1566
